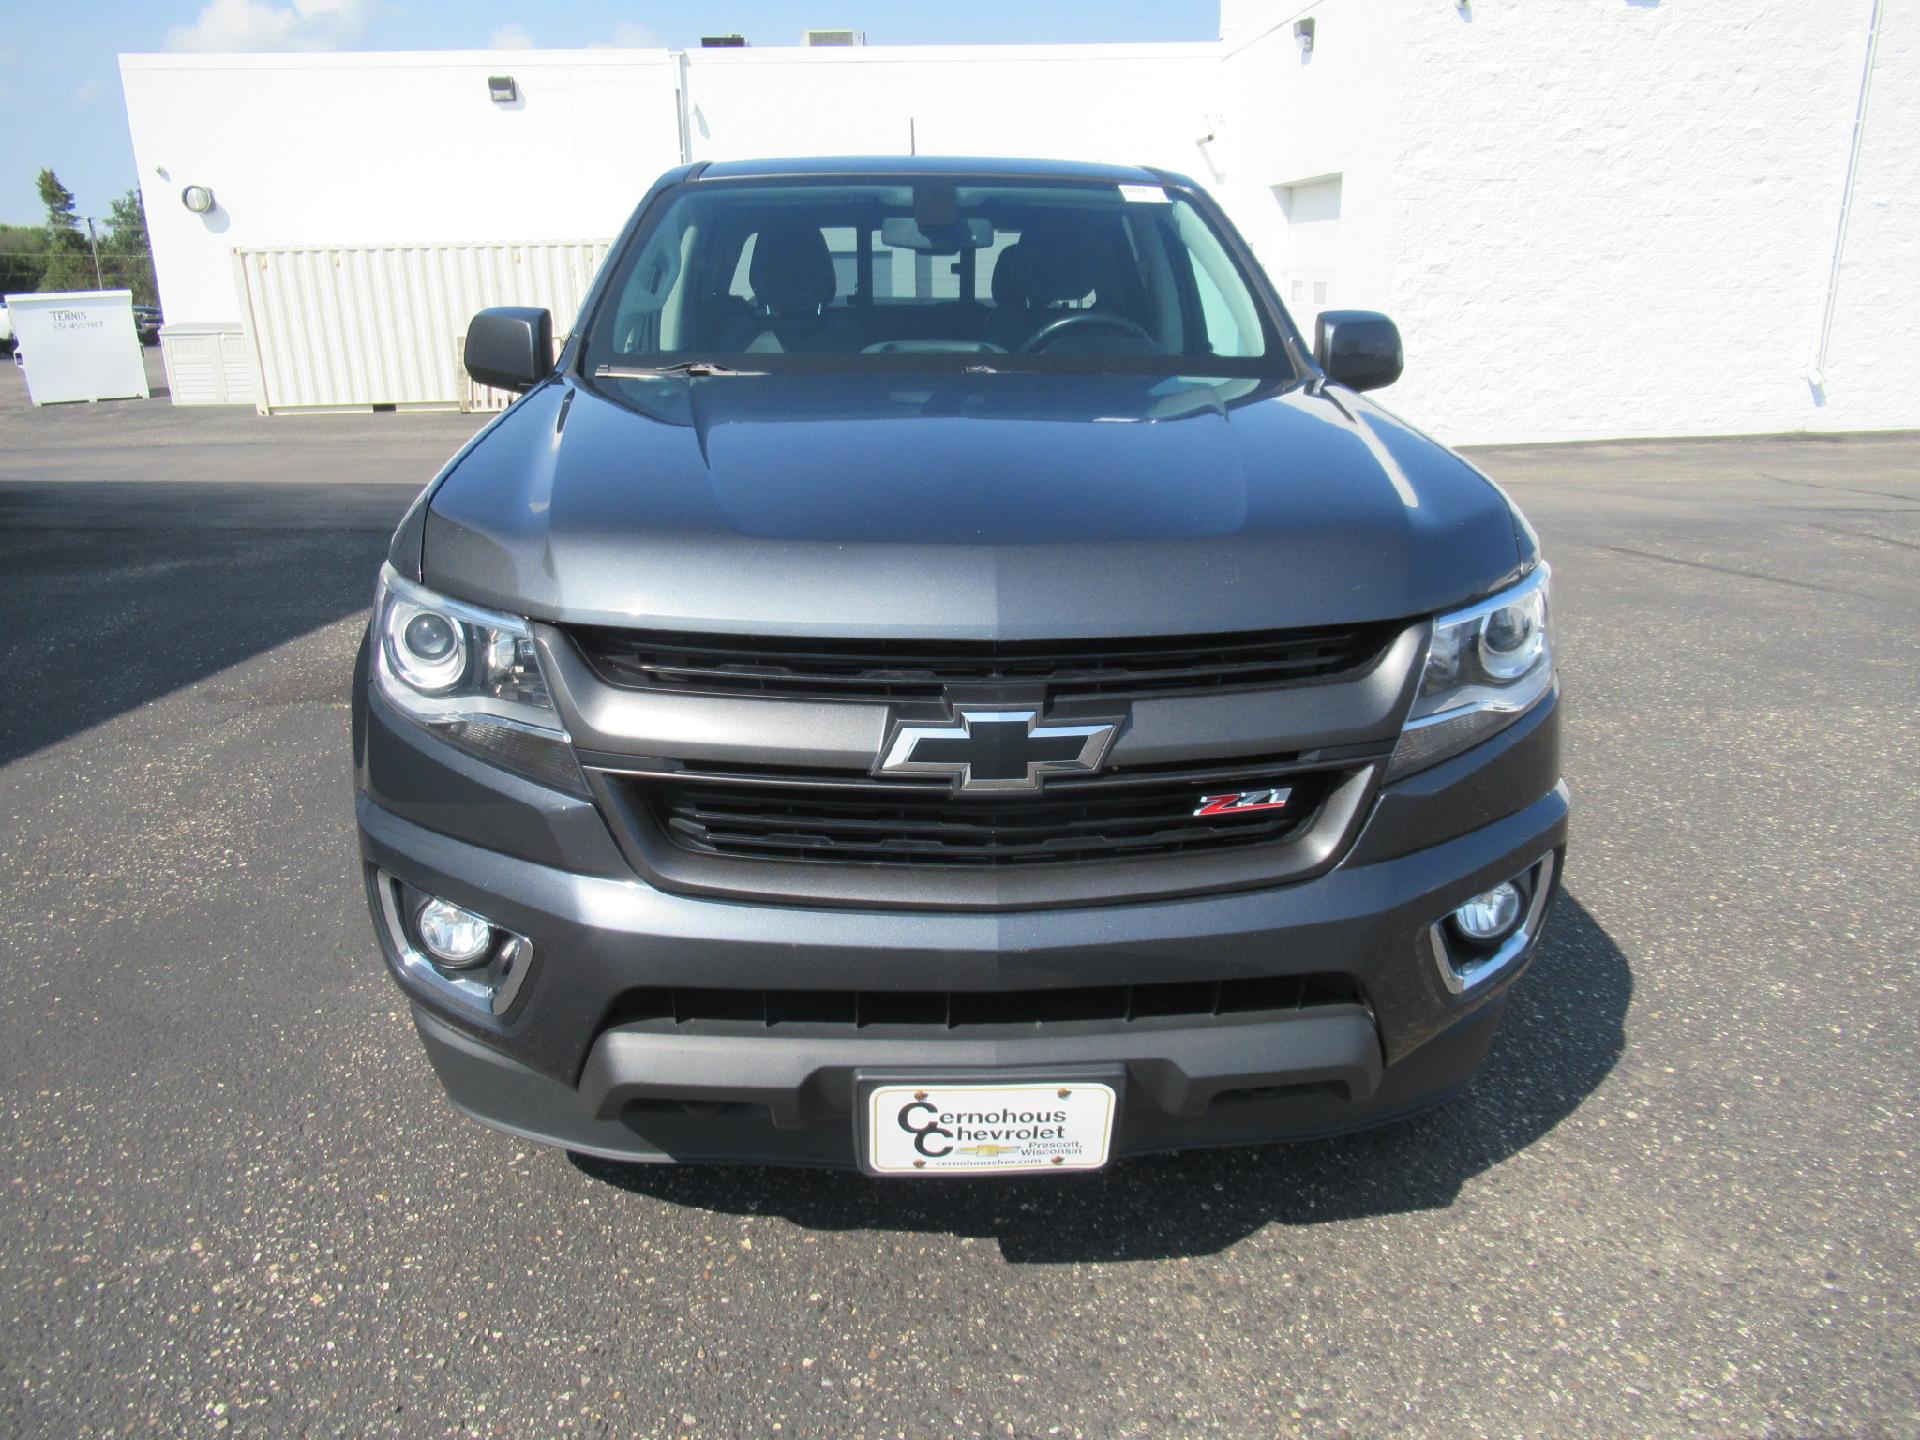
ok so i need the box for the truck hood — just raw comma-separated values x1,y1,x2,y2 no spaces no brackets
423,371,1525,637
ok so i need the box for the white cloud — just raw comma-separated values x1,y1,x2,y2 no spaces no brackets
489,23,536,50
71,78,104,109
165,0,376,52
593,21,662,49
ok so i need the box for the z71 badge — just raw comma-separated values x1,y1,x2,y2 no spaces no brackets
1192,787,1293,817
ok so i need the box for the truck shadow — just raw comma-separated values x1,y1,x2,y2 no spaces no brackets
572,892,1630,1262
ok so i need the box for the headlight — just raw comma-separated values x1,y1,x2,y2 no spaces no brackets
386,602,467,692
1388,564,1553,778
371,564,586,794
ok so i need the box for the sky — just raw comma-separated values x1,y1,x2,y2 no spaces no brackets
0,0,1220,225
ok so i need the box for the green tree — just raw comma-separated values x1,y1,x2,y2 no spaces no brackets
0,223,44,297
100,187,158,306
35,167,95,291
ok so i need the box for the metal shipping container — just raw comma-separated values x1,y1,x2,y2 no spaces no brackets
233,240,610,414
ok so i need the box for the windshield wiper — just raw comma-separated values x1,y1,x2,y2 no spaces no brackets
594,361,766,380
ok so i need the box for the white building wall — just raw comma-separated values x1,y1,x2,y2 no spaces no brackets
1210,0,1402,332
1211,0,1917,443
1381,0,1916,444
117,10,1919,439
1815,0,1918,435
681,45,1216,176
120,51,681,328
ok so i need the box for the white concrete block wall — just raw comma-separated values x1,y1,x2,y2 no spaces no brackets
1815,0,1919,434
120,51,682,327
1380,0,1917,443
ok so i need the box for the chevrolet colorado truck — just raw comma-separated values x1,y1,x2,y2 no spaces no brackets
353,157,1566,1175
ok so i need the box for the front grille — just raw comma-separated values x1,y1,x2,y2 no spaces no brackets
604,971,1364,1033
638,766,1337,868
569,620,1402,703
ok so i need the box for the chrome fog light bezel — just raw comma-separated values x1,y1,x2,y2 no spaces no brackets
376,873,533,1017
1428,852,1556,996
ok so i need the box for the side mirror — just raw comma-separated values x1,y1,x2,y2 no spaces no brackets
1313,310,1403,392
464,307,553,392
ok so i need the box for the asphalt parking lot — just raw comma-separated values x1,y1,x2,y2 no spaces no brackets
2,366,1916,1437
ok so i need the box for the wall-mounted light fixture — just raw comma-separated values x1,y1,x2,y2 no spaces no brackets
1294,18,1316,53
487,74,517,103
180,184,216,214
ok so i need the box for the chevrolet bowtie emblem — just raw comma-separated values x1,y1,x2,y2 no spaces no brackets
876,708,1121,792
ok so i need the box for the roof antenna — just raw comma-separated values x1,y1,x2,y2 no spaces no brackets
909,117,917,156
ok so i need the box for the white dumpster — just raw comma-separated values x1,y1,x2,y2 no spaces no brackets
3,290,150,405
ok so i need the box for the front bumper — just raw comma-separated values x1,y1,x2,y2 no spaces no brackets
409,992,1511,1167
355,676,1566,1168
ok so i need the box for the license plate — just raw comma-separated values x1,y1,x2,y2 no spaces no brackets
861,1080,1118,1175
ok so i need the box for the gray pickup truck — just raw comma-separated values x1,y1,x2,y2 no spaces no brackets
353,156,1565,1175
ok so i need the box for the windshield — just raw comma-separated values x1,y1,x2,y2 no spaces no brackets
583,176,1293,379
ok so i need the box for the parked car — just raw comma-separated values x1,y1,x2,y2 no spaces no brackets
132,305,162,345
354,157,1566,1175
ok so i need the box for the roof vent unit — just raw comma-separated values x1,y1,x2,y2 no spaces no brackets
804,29,865,46
700,34,748,48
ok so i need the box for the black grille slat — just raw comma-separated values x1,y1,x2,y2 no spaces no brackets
630,652,1354,692
668,823,1242,865
644,770,1333,868
662,748,1372,792
672,795,1272,837
604,973,1364,1033
571,621,1401,703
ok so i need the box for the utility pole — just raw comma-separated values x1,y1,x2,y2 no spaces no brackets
85,217,104,289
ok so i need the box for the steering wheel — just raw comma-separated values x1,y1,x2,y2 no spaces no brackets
1017,312,1156,354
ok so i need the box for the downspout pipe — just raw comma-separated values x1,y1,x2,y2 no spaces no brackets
1808,0,1884,396
674,49,692,165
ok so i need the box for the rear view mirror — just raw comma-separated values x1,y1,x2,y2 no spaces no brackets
880,216,994,253
464,307,553,392
1313,310,1403,392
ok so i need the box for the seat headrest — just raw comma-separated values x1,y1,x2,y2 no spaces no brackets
992,229,1095,307
989,243,1026,308
750,220,837,314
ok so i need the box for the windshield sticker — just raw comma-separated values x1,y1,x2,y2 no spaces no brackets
1117,184,1168,204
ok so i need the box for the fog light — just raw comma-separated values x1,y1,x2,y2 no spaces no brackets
1450,882,1523,944
1429,854,1556,996
417,899,494,969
